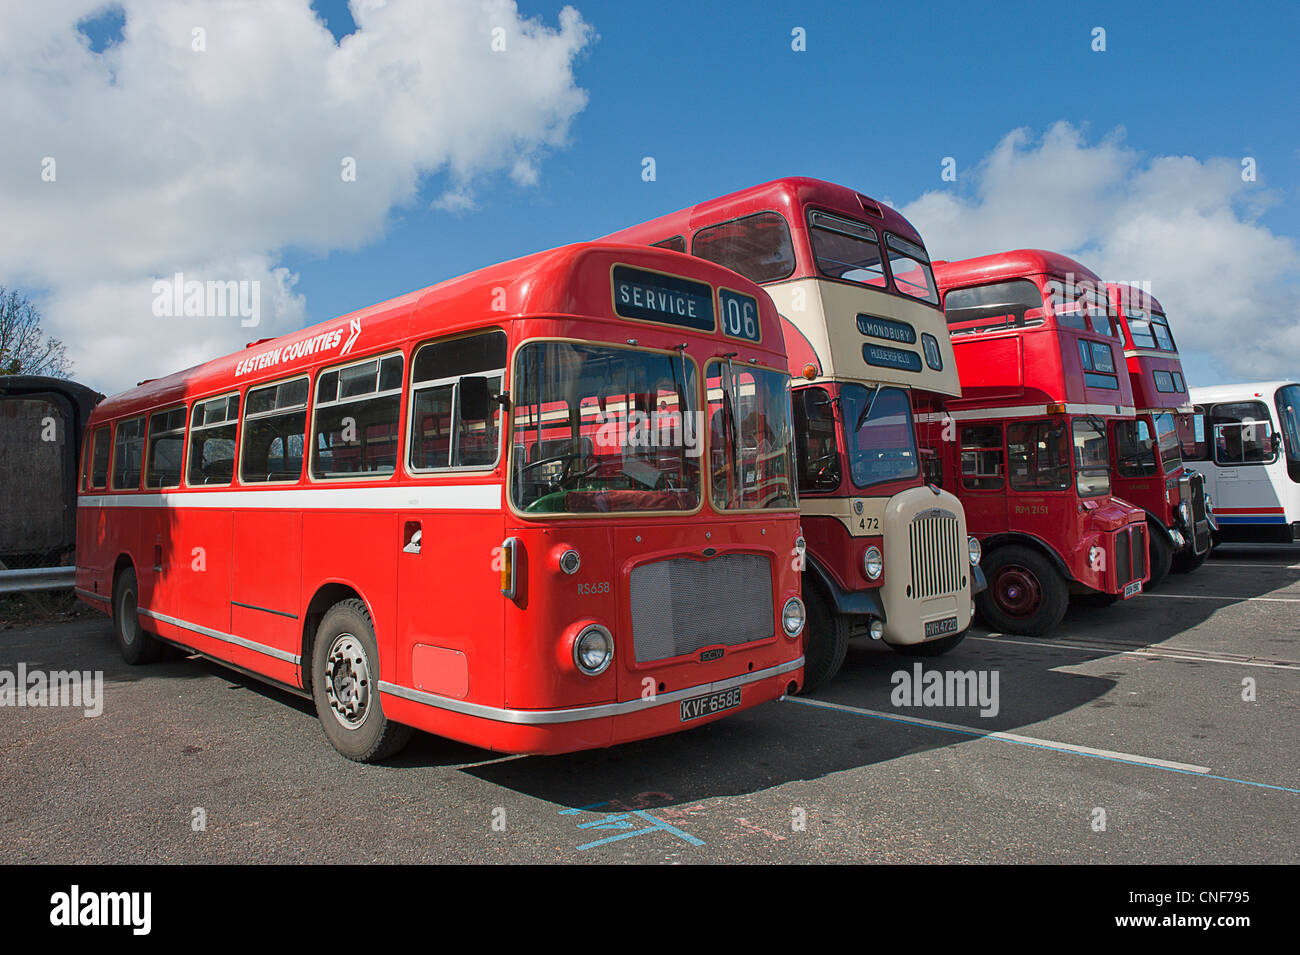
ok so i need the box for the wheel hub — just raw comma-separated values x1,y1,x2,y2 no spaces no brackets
325,633,371,729
994,564,1042,617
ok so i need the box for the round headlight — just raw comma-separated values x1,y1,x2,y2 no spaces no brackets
573,625,613,675
558,549,581,575
863,545,883,580
967,535,981,566
782,596,805,637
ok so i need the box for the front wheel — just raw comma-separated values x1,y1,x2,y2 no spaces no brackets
975,545,1069,637
1171,548,1209,574
311,599,413,762
1146,525,1173,589
797,584,849,694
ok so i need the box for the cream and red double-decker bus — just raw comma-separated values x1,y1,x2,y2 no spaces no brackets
606,178,984,690
1105,282,1215,581
75,242,805,761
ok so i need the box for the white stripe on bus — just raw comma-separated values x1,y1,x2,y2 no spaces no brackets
137,607,302,664
77,484,503,511
941,403,1135,421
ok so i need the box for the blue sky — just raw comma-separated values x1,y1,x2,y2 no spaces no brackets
15,0,1300,392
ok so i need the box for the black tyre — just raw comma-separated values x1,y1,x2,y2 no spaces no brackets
1145,524,1173,589
113,567,161,664
975,545,1069,637
311,599,413,762
891,631,967,657
1171,548,1209,574
797,583,849,694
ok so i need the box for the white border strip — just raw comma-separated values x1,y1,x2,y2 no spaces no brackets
943,403,1135,421
78,484,502,511
138,607,301,665
378,656,804,725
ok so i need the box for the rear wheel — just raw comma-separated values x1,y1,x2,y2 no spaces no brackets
113,567,161,664
311,599,413,762
891,631,967,657
1146,525,1173,589
976,545,1069,637
797,583,849,694
1171,548,1209,574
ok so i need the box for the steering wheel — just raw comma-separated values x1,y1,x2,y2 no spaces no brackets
518,452,599,493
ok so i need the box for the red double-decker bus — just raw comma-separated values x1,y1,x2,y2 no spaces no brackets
607,178,984,690
75,243,805,761
1105,282,1215,581
915,251,1149,636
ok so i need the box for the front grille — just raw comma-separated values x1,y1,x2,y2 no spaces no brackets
1189,473,1211,552
1116,529,1132,583
1131,524,1146,580
909,513,963,599
629,554,774,663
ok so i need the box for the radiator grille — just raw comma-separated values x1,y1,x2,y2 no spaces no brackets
1116,529,1132,583
1131,524,1146,580
908,513,964,600
629,554,773,663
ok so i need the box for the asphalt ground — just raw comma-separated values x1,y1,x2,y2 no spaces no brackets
1,544,1296,864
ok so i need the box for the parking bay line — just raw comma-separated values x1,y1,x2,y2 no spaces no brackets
783,697,1300,794
1139,592,1300,603
969,635,1300,670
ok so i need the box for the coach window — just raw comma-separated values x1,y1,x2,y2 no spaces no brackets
88,425,111,489
311,352,404,479
409,331,507,471
1210,400,1277,466
692,212,796,284
145,406,187,488
111,416,146,490
1007,420,1070,491
960,425,1005,490
187,394,239,486
240,377,309,483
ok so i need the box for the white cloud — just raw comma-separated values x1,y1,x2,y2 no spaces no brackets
901,122,1300,384
0,0,593,393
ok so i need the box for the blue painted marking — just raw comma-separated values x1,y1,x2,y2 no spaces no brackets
559,803,705,850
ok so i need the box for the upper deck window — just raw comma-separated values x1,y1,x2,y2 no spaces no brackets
692,212,796,284
807,211,886,287
1047,281,1115,336
883,233,938,304
943,280,1043,335
1125,308,1177,352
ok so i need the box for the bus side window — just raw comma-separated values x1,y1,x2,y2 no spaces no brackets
241,377,309,483
1006,420,1069,491
311,353,404,480
960,425,1005,490
409,331,507,472
111,416,146,490
1177,408,1208,461
1211,401,1277,466
145,406,187,488
89,425,111,489
188,394,239,486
